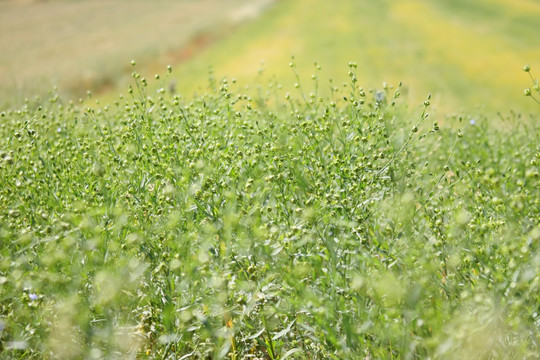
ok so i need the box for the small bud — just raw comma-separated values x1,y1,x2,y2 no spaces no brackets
523,64,531,72
167,65,172,73
131,60,136,66
412,126,418,133
524,88,532,96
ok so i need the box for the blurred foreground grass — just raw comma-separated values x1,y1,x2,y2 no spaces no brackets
0,63,538,358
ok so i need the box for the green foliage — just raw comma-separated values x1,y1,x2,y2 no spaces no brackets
0,64,538,359
523,65,540,106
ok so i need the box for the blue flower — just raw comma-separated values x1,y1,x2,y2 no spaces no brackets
375,91,386,102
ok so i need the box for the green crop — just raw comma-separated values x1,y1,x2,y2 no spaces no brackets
524,65,540,106
0,64,538,359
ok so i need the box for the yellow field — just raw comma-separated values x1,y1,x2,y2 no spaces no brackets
2,0,539,117
154,0,540,116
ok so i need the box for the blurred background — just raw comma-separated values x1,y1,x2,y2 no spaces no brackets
1,0,539,116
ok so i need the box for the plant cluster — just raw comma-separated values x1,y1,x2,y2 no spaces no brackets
523,65,540,106
0,63,538,359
